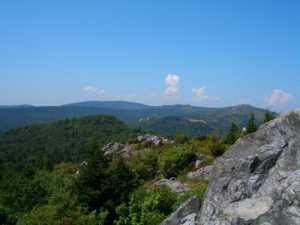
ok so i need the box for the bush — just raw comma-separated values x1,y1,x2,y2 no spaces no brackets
159,146,194,178
129,149,159,180
115,186,177,225
211,142,226,158
175,133,189,144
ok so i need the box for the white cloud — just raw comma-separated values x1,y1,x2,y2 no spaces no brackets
163,74,180,96
84,86,106,97
264,89,293,108
192,87,219,102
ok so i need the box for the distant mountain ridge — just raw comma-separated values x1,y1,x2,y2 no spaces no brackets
0,101,267,136
63,100,150,110
0,104,34,108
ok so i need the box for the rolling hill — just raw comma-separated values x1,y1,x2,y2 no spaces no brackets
0,114,138,172
63,100,150,110
0,101,267,136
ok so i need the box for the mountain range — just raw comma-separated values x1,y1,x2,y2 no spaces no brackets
0,101,267,136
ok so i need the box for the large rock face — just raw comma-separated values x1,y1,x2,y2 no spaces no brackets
198,110,300,225
162,196,200,225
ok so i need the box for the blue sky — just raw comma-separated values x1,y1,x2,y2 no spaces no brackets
0,0,299,111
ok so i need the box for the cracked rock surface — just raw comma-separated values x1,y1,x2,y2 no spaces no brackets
198,110,300,225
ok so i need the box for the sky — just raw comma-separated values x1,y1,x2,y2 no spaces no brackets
0,0,299,111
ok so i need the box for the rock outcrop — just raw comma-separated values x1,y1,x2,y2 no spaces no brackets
102,142,134,158
162,196,200,225
102,135,173,158
193,154,207,169
154,178,191,194
187,165,213,180
198,110,300,225
137,134,173,146
102,142,124,155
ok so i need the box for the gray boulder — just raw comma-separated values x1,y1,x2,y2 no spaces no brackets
154,179,191,193
181,213,197,225
198,110,300,225
137,134,172,146
193,154,207,169
102,142,134,158
162,196,200,225
187,165,213,180
102,142,124,155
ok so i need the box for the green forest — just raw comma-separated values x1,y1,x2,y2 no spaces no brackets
0,103,266,137
0,112,275,225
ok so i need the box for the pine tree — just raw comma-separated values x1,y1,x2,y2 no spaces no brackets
264,110,276,123
246,113,258,134
74,146,110,211
224,122,240,145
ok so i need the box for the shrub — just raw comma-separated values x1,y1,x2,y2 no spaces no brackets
129,149,159,180
115,187,177,225
159,146,194,178
175,133,189,144
211,142,226,158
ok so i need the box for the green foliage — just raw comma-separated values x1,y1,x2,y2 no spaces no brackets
8,158,108,225
74,147,139,224
175,133,189,144
105,159,139,206
189,135,220,160
175,177,208,203
211,142,227,158
138,116,214,138
0,170,54,224
0,104,266,138
159,146,194,178
0,111,245,225
246,113,258,134
17,206,108,225
264,110,276,123
129,149,159,180
223,122,241,145
0,115,138,173
74,148,110,211
115,187,177,225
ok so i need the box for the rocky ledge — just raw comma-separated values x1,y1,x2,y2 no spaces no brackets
198,109,300,225
154,178,191,194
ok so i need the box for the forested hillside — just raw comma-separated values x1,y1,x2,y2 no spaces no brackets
138,116,214,137
0,101,267,137
0,115,138,173
0,110,276,225
0,115,223,225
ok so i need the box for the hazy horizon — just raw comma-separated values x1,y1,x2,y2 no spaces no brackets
0,100,262,108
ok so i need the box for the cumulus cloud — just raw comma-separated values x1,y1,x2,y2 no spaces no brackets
84,86,106,97
192,87,219,102
163,74,180,96
264,89,293,108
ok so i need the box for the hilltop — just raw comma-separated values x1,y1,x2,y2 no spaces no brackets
0,114,138,172
0,101,267,136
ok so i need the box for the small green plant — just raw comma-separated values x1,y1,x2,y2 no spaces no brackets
211,142,227,157
264,110,276,123
115,186,177,225
159,146,194,178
